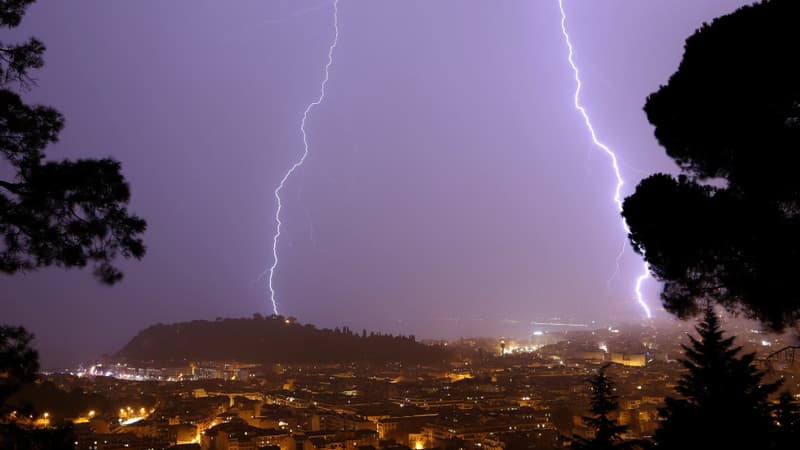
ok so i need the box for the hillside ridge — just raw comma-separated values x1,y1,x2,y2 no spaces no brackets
115,315,449,364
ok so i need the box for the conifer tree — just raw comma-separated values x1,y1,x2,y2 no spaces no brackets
570,366,632,450
655,306,779,449
773,391,800,450
0,0,145,284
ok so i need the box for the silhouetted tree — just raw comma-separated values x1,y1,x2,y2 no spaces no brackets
0,325,37,409
0,324,74,450
621,0,800,329
774,391,800,450
0,0,145,284
570,366,634,450
655,307,779,449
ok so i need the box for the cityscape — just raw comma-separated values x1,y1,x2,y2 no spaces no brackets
6,314,799,449
4,0,800,449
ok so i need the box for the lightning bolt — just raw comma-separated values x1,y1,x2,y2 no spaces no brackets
268,0,340,315
557,0,652,319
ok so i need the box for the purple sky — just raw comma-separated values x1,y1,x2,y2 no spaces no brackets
2,0,752,368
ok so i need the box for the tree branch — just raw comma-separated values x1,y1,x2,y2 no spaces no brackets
0,179,22,193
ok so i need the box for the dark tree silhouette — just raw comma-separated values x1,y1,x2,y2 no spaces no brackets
570,366,634,450
0,325,37,409
0,0,145,284
0,324,74,450
621,0,800,329
774,391,800,450
655,307,779,449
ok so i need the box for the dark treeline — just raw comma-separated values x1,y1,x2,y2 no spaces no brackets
115,315,449,364
569,307,800,450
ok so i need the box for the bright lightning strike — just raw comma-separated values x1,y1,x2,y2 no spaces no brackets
268,0,340,315
557,0,652,319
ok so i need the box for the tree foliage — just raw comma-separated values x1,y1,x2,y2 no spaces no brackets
570,366,633,450
0,324,75,450
773,391,800,450
655,307,779,449
0,0,145,284
0,325,37,410
621,0,800,329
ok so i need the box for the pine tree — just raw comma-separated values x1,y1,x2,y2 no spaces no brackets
655,306,780,449
773,391,800,450
570,365,632,450
0,0,145,284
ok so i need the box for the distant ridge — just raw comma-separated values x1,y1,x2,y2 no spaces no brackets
115,315,449,364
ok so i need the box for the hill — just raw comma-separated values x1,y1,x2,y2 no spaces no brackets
115,315,449,364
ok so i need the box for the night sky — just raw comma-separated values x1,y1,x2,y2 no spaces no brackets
1,0,752,368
